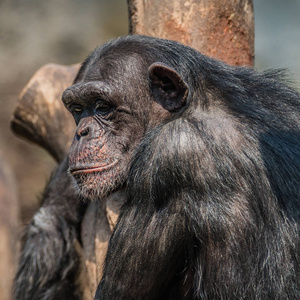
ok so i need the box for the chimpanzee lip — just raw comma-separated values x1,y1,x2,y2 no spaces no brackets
70,161,118,175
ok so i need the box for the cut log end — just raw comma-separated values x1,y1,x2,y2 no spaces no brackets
11,63,80,162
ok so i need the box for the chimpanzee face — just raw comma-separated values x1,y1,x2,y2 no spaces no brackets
62,46,188,200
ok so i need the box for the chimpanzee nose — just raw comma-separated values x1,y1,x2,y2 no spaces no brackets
76,118,95,139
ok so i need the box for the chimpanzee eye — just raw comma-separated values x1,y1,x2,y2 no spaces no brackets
69,104,83,115
95,101,113,115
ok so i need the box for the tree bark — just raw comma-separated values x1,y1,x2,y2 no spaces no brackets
128,0,254,66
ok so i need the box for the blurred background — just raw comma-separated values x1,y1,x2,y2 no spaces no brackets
0,0,299,231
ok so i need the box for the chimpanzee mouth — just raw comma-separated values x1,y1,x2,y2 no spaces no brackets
70,161,118,175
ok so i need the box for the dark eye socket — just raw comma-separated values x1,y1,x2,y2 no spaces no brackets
95,101,114,115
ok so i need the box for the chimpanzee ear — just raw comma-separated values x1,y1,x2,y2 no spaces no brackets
148,62,189,112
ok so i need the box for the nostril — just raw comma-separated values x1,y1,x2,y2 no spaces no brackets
81,128,89,137
76,118,95,139
76,126,90,139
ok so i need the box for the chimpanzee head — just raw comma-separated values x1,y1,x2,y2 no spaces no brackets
62,36,190,200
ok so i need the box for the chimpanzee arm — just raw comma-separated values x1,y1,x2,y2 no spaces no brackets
95,198,191,300
14,158,87,300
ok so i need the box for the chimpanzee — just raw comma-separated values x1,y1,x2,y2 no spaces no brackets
14,35,300,300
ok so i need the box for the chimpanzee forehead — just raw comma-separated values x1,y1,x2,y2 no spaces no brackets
65,45,152,107
75,35,199,85
82,45,147,81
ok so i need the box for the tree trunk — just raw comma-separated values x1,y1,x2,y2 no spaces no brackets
128,0,254,66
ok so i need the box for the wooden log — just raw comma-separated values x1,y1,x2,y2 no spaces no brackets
128,0,254,66
11,63,79,162
81,190,126,298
